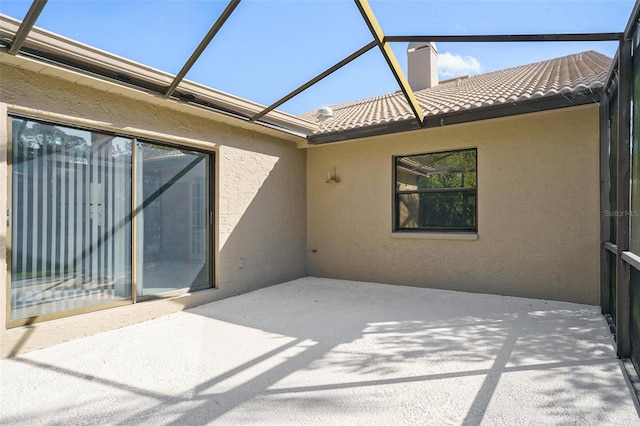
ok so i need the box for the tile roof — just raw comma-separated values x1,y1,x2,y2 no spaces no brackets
300,51,611,134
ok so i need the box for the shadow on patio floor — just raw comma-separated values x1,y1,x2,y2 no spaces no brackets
1,277,638,425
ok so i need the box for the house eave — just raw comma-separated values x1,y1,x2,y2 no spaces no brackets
307,89,602,145
0,14,317,140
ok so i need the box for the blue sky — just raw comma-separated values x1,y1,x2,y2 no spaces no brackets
0,0,635,115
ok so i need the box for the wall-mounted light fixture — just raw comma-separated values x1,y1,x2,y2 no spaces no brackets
325,166,340,184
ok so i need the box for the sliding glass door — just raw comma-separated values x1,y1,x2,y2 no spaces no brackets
8,117,213,324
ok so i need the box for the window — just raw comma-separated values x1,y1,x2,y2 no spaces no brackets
394,148,477,232
8,117,214,324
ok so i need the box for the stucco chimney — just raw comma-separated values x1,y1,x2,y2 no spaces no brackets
407,42,438,91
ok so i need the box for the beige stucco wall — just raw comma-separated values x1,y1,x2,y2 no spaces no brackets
306,104,600,304
0,63,307,357
0,57,601,357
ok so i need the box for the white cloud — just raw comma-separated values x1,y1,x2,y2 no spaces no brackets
438,52,482,78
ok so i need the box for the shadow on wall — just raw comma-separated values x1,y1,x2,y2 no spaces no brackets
2,131,307,357
216,144,307,297
3,279,637,425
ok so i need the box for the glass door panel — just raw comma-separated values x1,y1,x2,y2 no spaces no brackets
136,142,210,296
10,118,132,321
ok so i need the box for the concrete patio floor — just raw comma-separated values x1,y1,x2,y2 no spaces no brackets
1,277,639,425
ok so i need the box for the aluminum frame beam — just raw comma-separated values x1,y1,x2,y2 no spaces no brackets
616,38,633,359
251,41,377,122
7,0,48,55
354,0,424,125
385,33,623,43
2,0,633,144
624,0,640,38
164,0,241,99
600,94,612,316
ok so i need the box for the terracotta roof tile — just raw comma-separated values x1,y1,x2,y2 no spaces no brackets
301,51,611,134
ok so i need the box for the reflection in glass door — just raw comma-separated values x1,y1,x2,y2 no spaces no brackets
9,117,214,324
136,142,210,296
10,118,132,321
191,178,206,261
